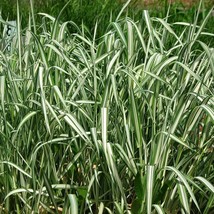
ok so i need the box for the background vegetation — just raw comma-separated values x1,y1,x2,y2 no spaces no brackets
0,0,214,213
0,0,214,35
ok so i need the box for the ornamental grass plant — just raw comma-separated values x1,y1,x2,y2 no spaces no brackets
0,0,213,213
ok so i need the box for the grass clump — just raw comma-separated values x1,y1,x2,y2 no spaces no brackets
0,1,214,213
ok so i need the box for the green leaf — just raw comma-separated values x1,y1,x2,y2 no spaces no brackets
134,172,144,200
43,173,59,214
77,187,87,199
153,204,165,214
195,176,214,193
200,104,214,121
162,132,193,150
1,161,31,178
147,165,155,214
178,181,190,214
131,199,143,214
68,194,78,214
166,166,200,212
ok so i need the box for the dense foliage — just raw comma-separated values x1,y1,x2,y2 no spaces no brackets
0,0,122,36
0,0,214,213
1,0,214,36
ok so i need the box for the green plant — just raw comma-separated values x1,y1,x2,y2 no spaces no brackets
0,0,122,36
0,1,213,213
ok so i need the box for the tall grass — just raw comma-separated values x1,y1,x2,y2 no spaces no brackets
0,0,122,36
0,1,214,213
